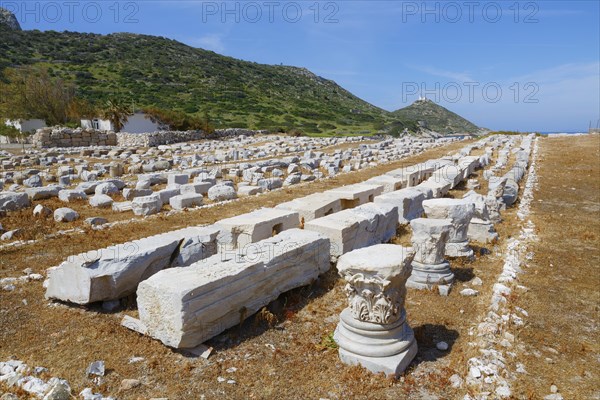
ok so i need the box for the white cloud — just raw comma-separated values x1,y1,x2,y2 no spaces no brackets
194,34,225,53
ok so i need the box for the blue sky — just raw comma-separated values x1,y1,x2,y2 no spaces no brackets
5,0,599,131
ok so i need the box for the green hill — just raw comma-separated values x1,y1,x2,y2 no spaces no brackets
0,9,479,135
392,98,481,134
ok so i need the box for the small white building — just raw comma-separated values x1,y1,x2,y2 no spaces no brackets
82,112,166,133
1,119,46,144
5,119,47,133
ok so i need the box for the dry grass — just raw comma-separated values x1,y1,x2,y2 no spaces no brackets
0,136,566,399
510,134,600,399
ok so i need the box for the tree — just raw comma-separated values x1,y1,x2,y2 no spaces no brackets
201,110,215,134
143,107,214,133
101,98,131,132
0,65,75,125
0,121,28,150
67,98,97,122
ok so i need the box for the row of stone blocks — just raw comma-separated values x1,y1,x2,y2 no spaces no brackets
43,142,494,361
44,152,481,307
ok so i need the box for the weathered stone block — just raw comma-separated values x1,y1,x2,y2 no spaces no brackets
374,188,425,224
365,175,404,193
132,195,162,216
89,194,114,208
304,203,395,259
325,183,383,209
276,192,342,223
169,193,203,210
137,229,330,348
54,207,79,222
0,192,30,211
237,185,263,197
215,208,300,249
207,184,237,201
25,186,60,201
45,226,220,304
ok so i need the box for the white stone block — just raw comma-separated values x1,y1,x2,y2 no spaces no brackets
168,174,189,186
416,178,451,198
0,192,31,211
25,186,60,200
95,182,119,195
215,208,300,249
325,183,383,209
45,226,219,304
430,165,463,189
58,189,88,203
275,192,342,223
169,194,203,210
89,194,114,208
156,188,180,204
137,229,330,348
207,184,237,201
180,182,212,195
112,201,133,212
237,186,263,197
132,195,162,216
365,175,404,193
385,167,420,187
54,207,79,222
423,198,475,258
374,188,425,224
304,203,395,260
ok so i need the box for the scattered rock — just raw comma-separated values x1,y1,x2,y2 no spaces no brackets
119,379,141,391
53,208,79,222
436,341,449,351
543,394,563,400
85,217,109,227
449,374,463,388
1,229,22,241
33,204,52,218
2,284,16,292
43,379,71,400
469,366,481,379
86,361,105,377
89,194,114,208
460,288,479,296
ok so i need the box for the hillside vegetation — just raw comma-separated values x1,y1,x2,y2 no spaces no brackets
392,98,480,134
0,14,479,135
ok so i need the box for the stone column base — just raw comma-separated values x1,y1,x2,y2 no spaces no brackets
445,240,474,258
406,260,454,291
334,308,417,376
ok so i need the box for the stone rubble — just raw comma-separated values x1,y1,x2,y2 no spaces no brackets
463,134,538,399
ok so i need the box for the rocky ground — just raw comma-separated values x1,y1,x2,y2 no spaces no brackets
0,134,598,399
